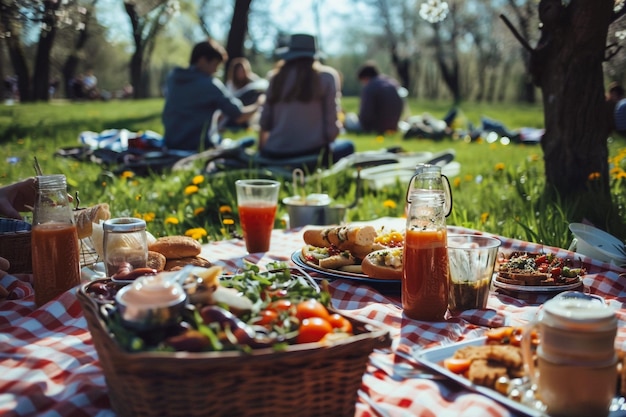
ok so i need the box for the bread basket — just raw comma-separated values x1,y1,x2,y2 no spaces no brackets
78,276,391,417
0,218,32,273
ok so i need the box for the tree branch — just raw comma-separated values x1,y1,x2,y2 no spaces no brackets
499,14,533,53
605,42,623,61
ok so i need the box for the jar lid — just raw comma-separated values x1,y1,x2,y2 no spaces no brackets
103,217,146,232
36,174,66,190
542,297,617,332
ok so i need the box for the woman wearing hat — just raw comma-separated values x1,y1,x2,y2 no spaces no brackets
258,34,354,163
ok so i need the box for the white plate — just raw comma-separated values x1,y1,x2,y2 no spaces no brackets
417,337,626,417
416,337,546,417
493,277,583,293
569,223,626,264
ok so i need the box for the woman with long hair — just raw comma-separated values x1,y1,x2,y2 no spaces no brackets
258,34,353,163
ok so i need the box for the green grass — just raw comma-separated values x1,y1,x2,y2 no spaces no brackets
2,97,626,250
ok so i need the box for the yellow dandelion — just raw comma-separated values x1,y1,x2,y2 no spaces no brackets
185,228,207,240
164,217,179,225
222,218,235,226
143,212,155,222
453,177,461,188
192,175,205,185
529,154,540,162
219,205,232,213
614,169,626,180
135,194,142,201
375,135,385,143
194,207,205,216
588,172,601,181
383,199,397,209
464,174,473,182
184,185,199,195
120,171,134,179
131,180,139,186
480,212,489,224
494,162,505,171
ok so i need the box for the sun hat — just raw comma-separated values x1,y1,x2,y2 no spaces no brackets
275,34,323,61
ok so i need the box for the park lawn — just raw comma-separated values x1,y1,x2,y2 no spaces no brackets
1,98,625,249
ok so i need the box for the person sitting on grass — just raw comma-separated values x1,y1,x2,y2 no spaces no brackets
162,39,261,152
223,57,268,131
258,33,353,164
344,61,405,135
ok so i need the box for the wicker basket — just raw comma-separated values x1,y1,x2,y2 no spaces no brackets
0,219,32,274
77,280,391,417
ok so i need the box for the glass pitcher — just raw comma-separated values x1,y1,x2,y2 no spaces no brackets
405,164,453,217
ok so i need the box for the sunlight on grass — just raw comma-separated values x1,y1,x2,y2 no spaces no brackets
1,99,625,247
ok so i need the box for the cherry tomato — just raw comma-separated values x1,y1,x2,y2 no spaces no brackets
268,299,293,312
443,358,471,374
295,299,330,321
535,255,547,265
550,266,562,279
256,309,278,326
327,313,353,334
297,317,333,344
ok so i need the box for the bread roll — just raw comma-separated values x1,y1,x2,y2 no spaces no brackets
165,256,211,271
147,251,166,271
318,253,356,269
149,236,202,259
303,225,377,251
74,204,111,239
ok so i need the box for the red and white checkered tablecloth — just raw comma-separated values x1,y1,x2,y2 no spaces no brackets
1,218,625,417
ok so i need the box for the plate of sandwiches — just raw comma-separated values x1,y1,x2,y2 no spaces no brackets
493,252,585,293
291,224,404,294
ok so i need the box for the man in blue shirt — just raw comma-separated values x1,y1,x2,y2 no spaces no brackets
162,39,259,151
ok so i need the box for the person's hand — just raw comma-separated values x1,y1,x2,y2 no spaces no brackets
0,177,36,220
0,256,9,272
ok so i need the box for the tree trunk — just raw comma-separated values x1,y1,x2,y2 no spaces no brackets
532,0,612,200
0,4,30,102
62,5,94,99
433,23,461,104
391,44,411,90
496,61,511,102
33,2,61,101
130,46,144,98
224,0,252,78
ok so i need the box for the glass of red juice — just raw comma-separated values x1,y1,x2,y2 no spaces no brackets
235,179,281,253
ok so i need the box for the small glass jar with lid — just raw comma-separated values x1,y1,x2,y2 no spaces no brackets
102,217,148,277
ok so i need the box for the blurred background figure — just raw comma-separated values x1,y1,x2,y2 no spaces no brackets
607,82,626,135
344,61,405,135
258,33,353,164
82,69,99,99
224,57,268,130
162,39,260,151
